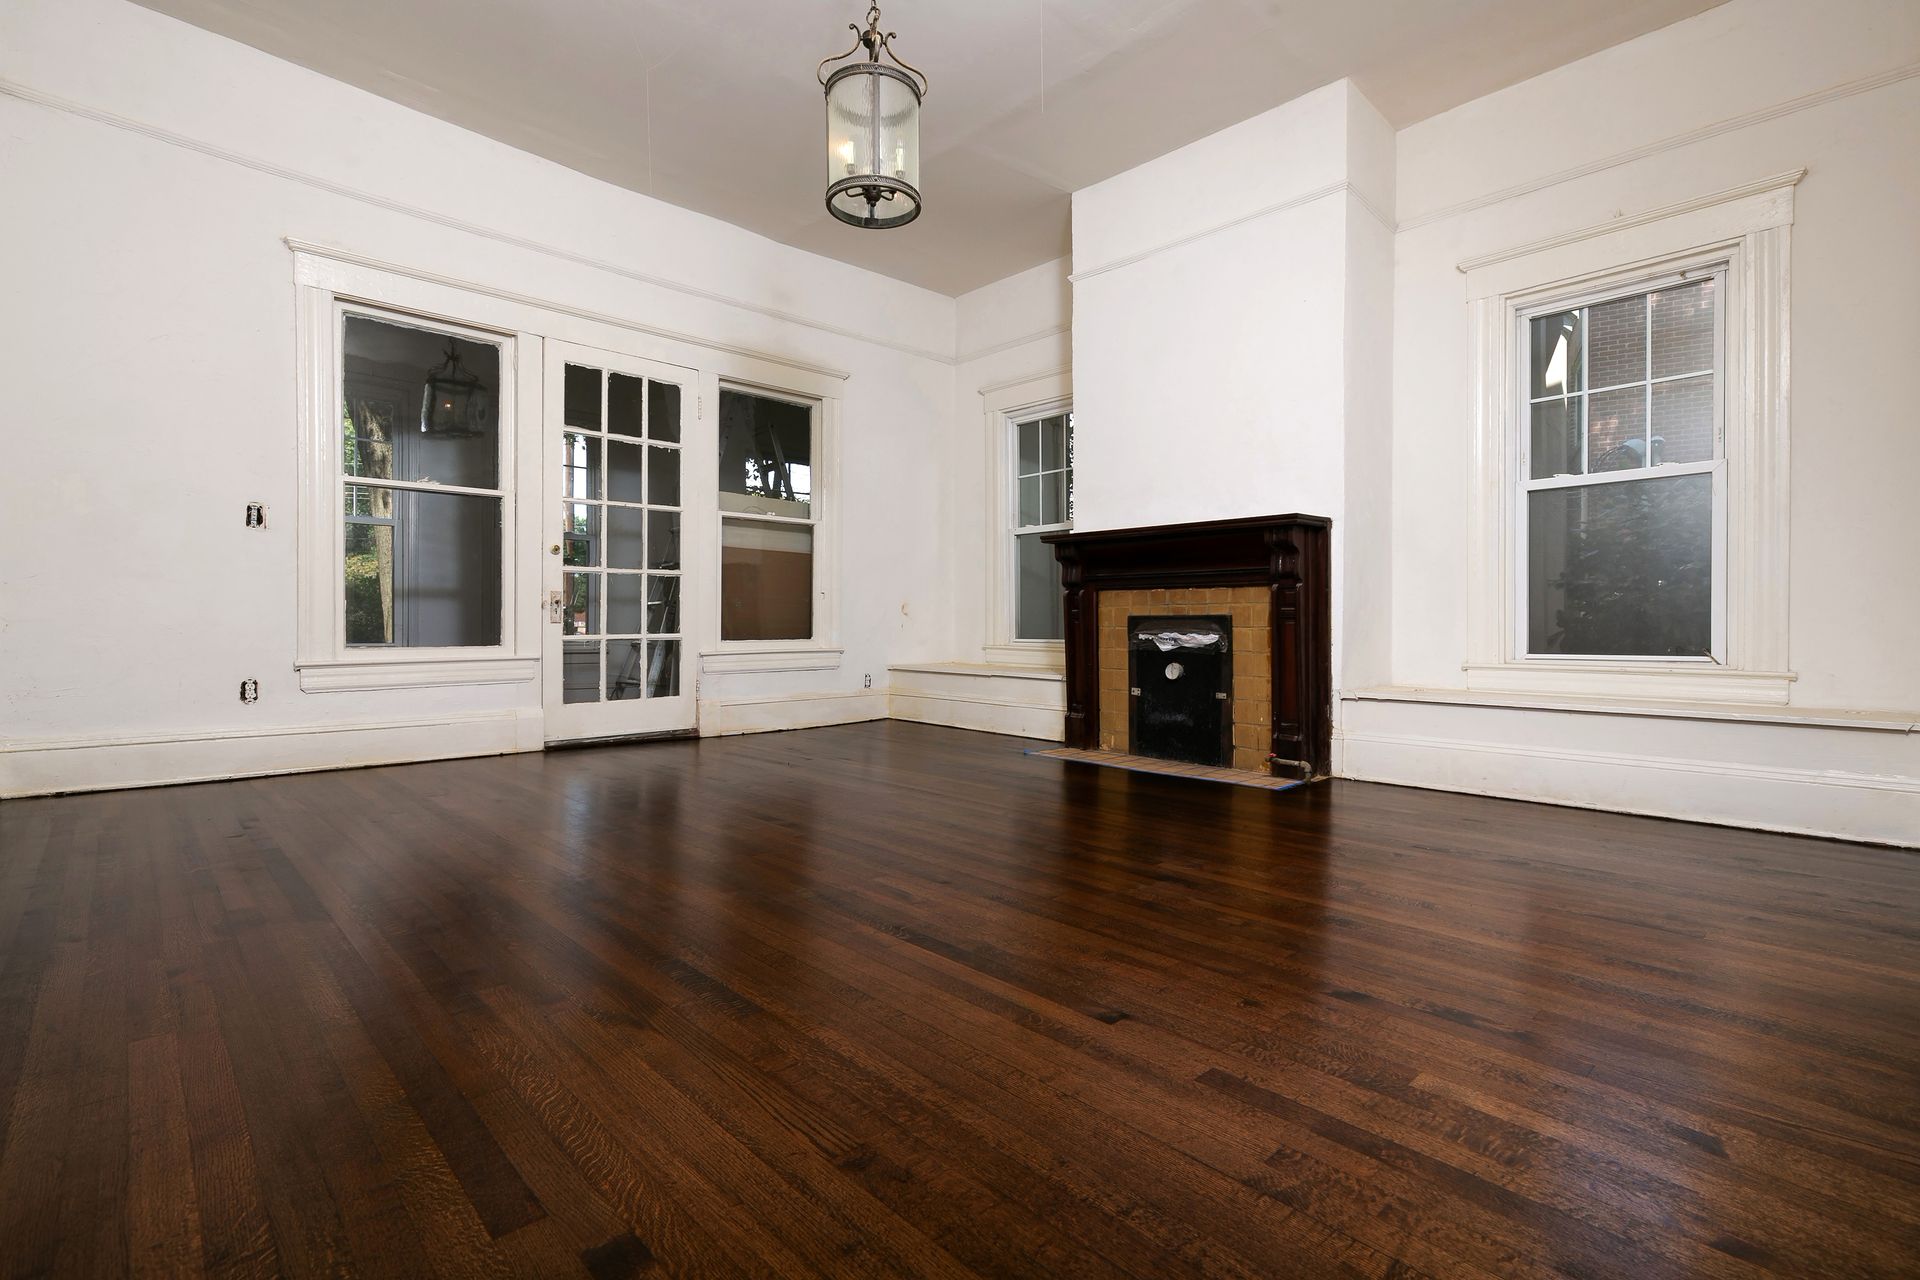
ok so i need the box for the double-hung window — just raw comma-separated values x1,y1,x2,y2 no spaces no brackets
340,311,505,649
718,387,820,642
1462,172,1794,704
1520,272,1724,661
295,247,535,694
1011,411,1073,641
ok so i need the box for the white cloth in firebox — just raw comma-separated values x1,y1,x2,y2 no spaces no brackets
1136,631,1224,652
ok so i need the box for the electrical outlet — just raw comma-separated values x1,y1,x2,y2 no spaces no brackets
863,673,873,689
239,679,259,703
245,502,266,529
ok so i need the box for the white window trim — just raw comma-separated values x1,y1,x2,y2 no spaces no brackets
294,267,539,693
292,243,851,692
705,376,842,668
980,369,1072,667
1463,171,1796,705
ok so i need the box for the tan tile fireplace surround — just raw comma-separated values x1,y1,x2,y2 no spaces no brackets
1097,587,1273,773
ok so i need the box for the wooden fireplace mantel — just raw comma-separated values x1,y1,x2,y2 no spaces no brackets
1043,514,1332,780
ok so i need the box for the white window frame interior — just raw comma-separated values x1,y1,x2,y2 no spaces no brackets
1514,265,1728,665
296,278,537,693
979,368,1072,666
1461,171,1797,705
703,376,844,673
292,241,851,696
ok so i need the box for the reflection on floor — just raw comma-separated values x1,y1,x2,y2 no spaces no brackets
2,720,1915,1277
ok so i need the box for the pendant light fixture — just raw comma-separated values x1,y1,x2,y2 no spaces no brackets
419,339,489,437
818,3,928,229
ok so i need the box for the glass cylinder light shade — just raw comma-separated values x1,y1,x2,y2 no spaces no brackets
824,63,921,228
420,346,490,438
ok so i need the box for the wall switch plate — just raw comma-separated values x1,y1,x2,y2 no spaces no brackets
245,503,266,528
239,679,259,703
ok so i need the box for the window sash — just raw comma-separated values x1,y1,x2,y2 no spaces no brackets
337,474,505,499
337,307,506,494
1009,413,1072,534
1515,270,1727,664
1522,457,1717,493
1527,366,1716,405
717,386,818,526
720,510,813,528
718,386,823,644
1008,410,1072,642
332,303,513,655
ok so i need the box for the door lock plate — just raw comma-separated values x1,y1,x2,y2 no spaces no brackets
547,590,564,624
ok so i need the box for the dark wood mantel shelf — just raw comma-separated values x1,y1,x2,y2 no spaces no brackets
1045,514,1332,779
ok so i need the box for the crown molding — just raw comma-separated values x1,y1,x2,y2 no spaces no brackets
1402,60,1920,232
287,238,852,383
0,76,956,366
955,323,1071,366
975,366,1071,399
1070,180,1389,285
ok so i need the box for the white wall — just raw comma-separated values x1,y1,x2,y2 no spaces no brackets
942,257,1074,663
1069,80,1396,700
6,0,1915,844
1339,93,1399,694
0,0,953,792
1357,0,1920,844
883,257,1072,739
1050,1,1917,843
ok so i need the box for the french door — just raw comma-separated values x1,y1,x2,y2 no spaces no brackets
542,341,700,741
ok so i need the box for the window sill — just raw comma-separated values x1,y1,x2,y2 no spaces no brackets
700,646,844,675
297,654,538,693
1463,661,1795,705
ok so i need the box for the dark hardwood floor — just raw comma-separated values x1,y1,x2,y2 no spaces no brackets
1,720,1916,1278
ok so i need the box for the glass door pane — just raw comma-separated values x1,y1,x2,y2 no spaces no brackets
544,346,697,740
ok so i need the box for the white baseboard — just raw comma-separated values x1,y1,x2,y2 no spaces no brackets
886,662,1066,741
1,708,544,798
888,691,1065,740
1338,728,1920,847
29,684,1903,849
698,689,889,737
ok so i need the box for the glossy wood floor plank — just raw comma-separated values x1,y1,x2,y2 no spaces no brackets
1,720,1916,1278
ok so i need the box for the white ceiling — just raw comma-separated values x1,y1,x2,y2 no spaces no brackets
131,0,1725,296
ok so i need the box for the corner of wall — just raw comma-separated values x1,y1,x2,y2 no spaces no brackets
1337,82,1398,696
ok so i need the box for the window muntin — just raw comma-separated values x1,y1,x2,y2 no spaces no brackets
340,312,505,648
1011,411,1073,641
555,362,683,703
719,388,819,641
1520,272,1723,660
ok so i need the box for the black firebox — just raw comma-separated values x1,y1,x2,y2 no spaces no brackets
1128,615,1232,767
